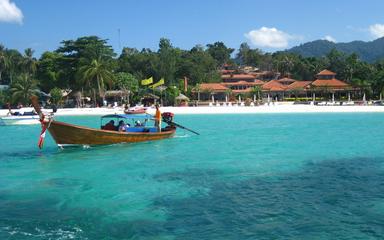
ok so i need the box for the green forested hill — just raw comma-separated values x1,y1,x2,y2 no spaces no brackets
287,37,384,63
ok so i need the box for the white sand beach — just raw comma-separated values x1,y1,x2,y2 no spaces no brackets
2,103,384,117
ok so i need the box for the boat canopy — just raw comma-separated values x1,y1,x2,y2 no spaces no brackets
101,114,153,119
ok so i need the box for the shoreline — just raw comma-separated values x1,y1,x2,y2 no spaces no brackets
2,104,384,116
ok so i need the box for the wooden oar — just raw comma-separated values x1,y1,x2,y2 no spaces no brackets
166,120,200,135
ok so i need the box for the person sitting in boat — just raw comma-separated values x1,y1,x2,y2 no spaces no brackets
103,120,116,131
118,120,129,132
135,120,143,127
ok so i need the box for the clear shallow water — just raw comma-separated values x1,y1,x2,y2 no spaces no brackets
1,113,384,239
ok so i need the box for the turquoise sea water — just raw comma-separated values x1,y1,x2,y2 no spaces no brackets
1,113,384,239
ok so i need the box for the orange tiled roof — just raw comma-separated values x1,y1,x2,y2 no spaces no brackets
286,81,312,90
221,74,256,80
311,78,349,88
199,83,228,92
317,69,336,76
262,80,286,91
277,77,296,84
220,69,235,74
222,80,264,86
254,79,265,85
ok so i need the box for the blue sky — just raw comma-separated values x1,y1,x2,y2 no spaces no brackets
1,0,384,56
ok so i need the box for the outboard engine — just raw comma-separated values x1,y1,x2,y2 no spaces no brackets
162,112,174,124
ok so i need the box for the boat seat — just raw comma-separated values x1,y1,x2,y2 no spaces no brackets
126,127,158,133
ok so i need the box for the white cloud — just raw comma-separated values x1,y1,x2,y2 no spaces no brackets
244,27,294,48
0,0,23,24
323,35,336,42
369,24,384,38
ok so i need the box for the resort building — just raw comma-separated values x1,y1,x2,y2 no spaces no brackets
194,69,355,104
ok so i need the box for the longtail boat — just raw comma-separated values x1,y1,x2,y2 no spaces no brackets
30,97,191,148
43,114,176,147
0,108,40,126
124,106,147,114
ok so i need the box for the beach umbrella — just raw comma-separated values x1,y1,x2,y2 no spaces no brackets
225,95,228,103
348,92,351,102
332,92,335,102
238,95,241,103
380,93,382,101
363,93,366,102
175,93,189,101
267,93,270,104
253,94,256,102
312,92,315,102
211,95,215,103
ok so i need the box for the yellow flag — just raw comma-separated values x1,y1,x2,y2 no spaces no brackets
149,78,165,89
141,77,153,85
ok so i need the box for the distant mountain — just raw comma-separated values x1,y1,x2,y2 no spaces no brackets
287,37,384,63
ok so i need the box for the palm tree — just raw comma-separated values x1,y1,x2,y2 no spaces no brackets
7,50,23,84
78,56,114,103
225,88,232,102
23,48,37,75
250,85,262,104
351,78,372,100
9,73,38,105
0,45,8,83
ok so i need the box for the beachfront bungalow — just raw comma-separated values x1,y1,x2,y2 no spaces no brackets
197,83,229,102
194,68,354,104
284,81,312,99
262,80,287,101
309,70,353,101
196,79,266,103
258,70,353,102
223,80,265,91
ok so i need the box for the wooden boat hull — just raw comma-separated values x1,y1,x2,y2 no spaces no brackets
44,120,176,146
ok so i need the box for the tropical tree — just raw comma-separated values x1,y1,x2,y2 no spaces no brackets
176,45,219,86
118,47,159,82
57,36,116,90
0,45,8,83
77,56,114,103
9,73,38,105
351,78,372,99
236,42,263,67
23,48,37,75
36,51,64,91
250,85,262,103
225,88,232,102
158,38,179,86
49,87,63,106
5,49,23,84
273,53,295,77
0,89,10,107
206,42,234,66
372,66,384,98
114,72,139,104
164,86,179,106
